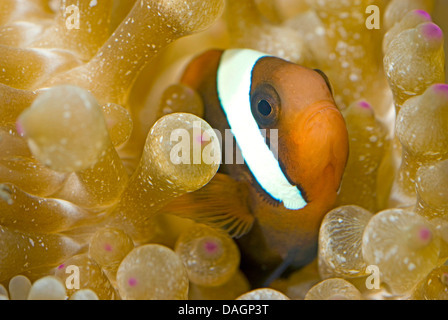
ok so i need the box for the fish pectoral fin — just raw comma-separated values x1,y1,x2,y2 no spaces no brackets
158,173,254,238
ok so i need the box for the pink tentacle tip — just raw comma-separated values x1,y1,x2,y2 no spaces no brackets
419,227,432,243
196,132,209,146
422,23,443,40
15,120,25,137
58,264,65,270
433,84,448,95
104,243,113,252
128,277,138,287
414,10,432,21
204,240,219,254
358,101,372,110
195,134,204,144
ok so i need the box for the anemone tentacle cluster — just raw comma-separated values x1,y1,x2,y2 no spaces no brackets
0,0,447,300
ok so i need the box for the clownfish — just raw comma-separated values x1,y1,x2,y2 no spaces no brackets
162,49,349,285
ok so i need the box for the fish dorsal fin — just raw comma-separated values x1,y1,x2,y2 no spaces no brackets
158,173,254,238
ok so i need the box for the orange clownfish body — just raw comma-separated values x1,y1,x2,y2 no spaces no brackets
162,49,349,285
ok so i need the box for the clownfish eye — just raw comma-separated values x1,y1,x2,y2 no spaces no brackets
250,83,280,127
258,100,272,116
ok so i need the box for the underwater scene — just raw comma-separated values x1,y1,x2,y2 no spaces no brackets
0,0,447,301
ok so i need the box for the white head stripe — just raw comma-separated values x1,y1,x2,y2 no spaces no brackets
217,49,307,210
